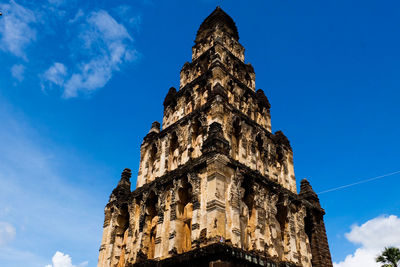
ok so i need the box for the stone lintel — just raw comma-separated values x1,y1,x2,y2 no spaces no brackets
206,199,225,212
207,171,226,182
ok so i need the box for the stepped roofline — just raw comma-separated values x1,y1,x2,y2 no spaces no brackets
98,8,333,267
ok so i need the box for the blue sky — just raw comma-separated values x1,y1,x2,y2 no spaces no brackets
0,0,399,266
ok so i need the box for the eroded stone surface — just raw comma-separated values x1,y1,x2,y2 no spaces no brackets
98,7,332,267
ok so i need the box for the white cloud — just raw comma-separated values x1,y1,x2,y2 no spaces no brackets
86,10,132,43
1,2,139,98
11,64,25,81
334,215,400,267
0,222,16,246
62,10,135,98
45,251,88,267
346,215,400,249
42,10,136,98
68,9,84,24
43,62,68,87
0,0,37,60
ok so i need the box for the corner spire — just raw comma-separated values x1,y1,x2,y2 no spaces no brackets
195,7,239,43
109,168,132,203
300,178,321,208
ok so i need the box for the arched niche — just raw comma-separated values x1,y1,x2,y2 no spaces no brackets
176,178,193,253
239,178,256,250
183,90,193,114
231,117,241,160
115,204,129,267
147,143,158,182
191,118,203,158
144,192,158,259
168,132,179,171
304,209,313,249
276,194,289,259
255,134,264,173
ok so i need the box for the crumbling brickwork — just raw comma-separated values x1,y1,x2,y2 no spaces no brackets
98,7,333,267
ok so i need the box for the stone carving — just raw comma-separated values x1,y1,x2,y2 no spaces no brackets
98,6,332,267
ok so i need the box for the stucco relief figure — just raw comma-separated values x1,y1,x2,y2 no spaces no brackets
239,188,250,250
192,134,202,158
172,147,179,170
185,100,193,114
231,138,238,160
191,120,203,158
201,90,208,106
168,133,179,171
148,216,158,259
146,144,158,182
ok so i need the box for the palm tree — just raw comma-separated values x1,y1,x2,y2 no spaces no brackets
376,247,400,267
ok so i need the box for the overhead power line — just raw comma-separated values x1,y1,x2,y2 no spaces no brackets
317,170,400,195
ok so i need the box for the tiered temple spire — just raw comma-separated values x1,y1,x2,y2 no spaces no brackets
98,7,333,267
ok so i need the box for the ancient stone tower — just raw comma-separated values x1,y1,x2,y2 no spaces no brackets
98,7,333,267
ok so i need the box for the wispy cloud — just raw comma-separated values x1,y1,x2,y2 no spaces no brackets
68,9,84,24
0,0,37,60
0,98,106,266
113,5,142,30
0,1,139,98
11,64,25,82
334,215,400,267
42,62,67,87
45,251,88,267
0,222,16,246
42,10,137,98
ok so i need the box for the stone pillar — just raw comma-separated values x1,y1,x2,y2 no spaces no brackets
202,122,231,242
206,157,228,241
188,173,202,248
166,183,179,256
228,169,243,247
154,193,166,259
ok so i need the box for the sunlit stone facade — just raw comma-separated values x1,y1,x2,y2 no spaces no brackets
98,7,333,267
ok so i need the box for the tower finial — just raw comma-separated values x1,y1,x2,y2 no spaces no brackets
195,7,239,43
118,168,131,188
